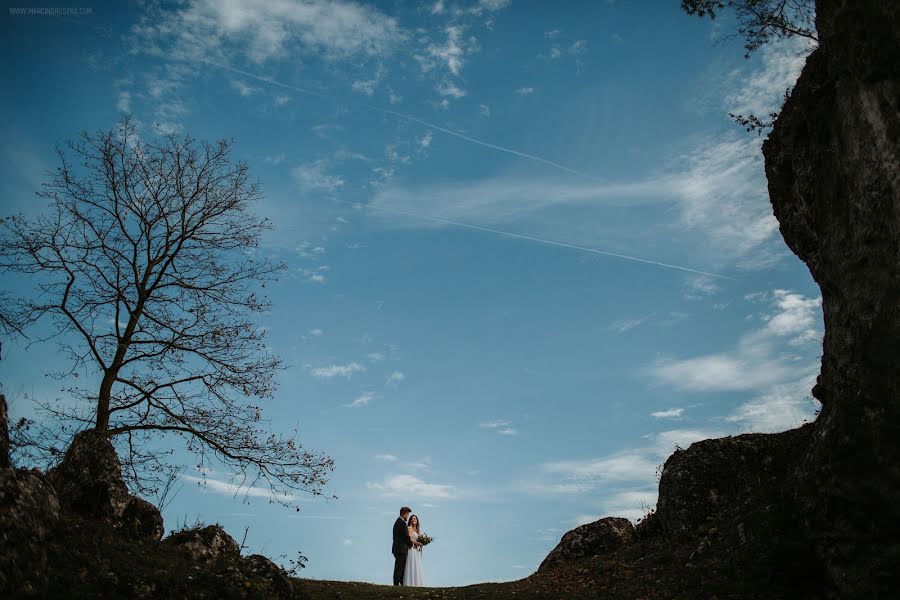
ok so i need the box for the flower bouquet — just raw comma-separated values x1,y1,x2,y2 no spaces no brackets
417,533,434,547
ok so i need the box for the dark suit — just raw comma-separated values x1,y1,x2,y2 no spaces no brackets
392,517,412,585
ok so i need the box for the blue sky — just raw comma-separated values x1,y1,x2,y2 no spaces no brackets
0,0,821,587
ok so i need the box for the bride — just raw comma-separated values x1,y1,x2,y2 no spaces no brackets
403,514,426,586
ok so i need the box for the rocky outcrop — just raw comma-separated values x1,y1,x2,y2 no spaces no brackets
540,4,898,595
165,524,242,563
538,517,635,572
0,469,60,594
763,0,900,595
240,554,294,599
120,496,165,541
47,429,133,523
0,414,294,598
655,426,812,536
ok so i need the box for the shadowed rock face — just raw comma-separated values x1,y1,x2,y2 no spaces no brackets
539,2,898,596
538,517,635,572
763,0,900,594
47,430,132,524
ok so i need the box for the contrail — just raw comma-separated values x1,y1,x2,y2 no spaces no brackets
359,202,733,280
198,59,595,180
201,59,730,279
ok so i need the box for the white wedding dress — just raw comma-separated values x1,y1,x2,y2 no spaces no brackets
403,530,425,586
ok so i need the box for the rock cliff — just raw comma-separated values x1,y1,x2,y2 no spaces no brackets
539,0,899,597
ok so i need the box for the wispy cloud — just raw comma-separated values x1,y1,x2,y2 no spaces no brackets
385,371,406,385
182,474,293,501
649,290,821,393
375,453,398,462
480,419,519,436
367,474,457,499
650,408,684,419
347,391,376,408
310,362,366,379
436,79,467,99
514,86,535,95
133,0,403,65
609,313,654,334
292,160,345,194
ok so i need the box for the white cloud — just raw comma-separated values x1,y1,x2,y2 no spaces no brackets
351,63,386,96
480,419,509,429
480,103,491,117
497,428,518,436
347,391,376,407
683,275,721,299
544,30,561,39
375,453,398,462
274,94,290,106
133,0,403,64
292,160,345,193
436,79,467,99
522,428,718,501
182,474,293,501
367,474,456,499
568,40,588,55
230,79,256,96
310,362,365,378
649,290,821,393
725,39,810,118
609,313,653,334
431,0,446,15
116,90,131,112
514,86,534,95
418,25,469,76
386,371,406,385
309,328,324,337
419,131,433,149
650,408,684,419
727,374,819,433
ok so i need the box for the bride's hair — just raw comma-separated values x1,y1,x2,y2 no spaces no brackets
408,514,420,533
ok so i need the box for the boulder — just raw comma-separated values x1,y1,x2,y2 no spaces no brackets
240,554,293,599
47,429,131,523
0,469,60,594
164,524,241,564
538,517,634,572
120,496,165,541
654,426,811,535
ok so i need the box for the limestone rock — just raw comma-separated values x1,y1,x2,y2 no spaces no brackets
47,429,131,523
164,524,241,564
655,426,811,535
240,554,293,599
120,496,165,541
538,517,634,572
0,469,60,594
763,0,900,594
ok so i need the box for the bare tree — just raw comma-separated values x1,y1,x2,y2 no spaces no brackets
0,118,333,503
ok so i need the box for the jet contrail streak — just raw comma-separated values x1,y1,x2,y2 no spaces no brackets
362,203,733,280
200,59,730,279
198,59,595,180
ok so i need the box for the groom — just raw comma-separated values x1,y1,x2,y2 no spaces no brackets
391,506,420,585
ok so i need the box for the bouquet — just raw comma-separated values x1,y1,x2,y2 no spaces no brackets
417,533,434,547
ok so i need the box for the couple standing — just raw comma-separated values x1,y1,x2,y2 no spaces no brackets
391,506,425,586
